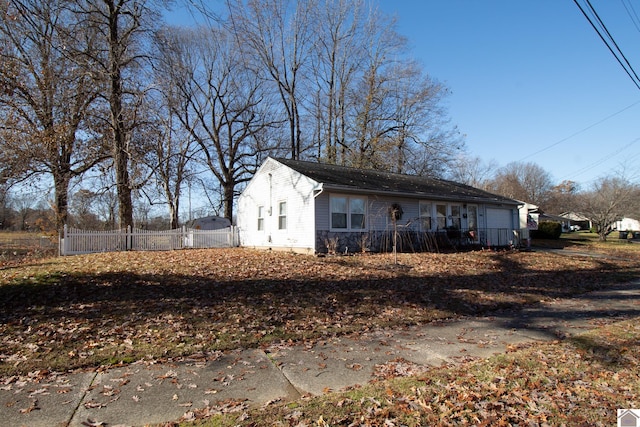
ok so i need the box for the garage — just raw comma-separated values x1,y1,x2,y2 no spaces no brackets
486,208,514,229
485,208,515,247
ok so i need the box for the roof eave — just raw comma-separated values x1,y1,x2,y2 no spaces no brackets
319,184,520,206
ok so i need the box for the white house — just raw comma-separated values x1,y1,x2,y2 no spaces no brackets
237,157,522,254
615,217,640,232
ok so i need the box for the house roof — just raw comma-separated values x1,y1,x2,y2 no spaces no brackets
275,158,520,206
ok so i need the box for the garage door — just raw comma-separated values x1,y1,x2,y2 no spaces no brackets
486,208,513,229
485,208,514,247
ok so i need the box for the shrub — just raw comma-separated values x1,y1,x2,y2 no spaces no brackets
531,221,563,239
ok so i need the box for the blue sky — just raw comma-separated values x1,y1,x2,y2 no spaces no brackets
165,0,640,190
379,0,640,189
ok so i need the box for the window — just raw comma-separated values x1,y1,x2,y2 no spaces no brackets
421,202,462,230
450,205,461,229
350,198,366,229
436,204,447,229
330,195,367,230
419,202,432,231
331,196,347,229
257,206,265,231
278,201,287,230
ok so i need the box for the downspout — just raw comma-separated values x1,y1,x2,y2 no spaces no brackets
312,183,324,254
313,183,324,198
268,173,272,243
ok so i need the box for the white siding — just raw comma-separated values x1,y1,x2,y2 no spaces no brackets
616,217,640,231
237,158,318,253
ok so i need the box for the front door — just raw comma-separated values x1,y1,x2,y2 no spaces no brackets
467,205,479,241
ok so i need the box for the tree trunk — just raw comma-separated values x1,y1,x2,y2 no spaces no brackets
169,194,179,229
223,182,234,221
107,0,133,229
53,172,70,232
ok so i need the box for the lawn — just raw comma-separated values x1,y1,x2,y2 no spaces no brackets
191,318,640,426
1,244,639,378
0,231,57,264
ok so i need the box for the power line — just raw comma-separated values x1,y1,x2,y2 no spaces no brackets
585,0,640,84
518,99,640,161
559,135,640,181
620,0,640,34
573,0,640,91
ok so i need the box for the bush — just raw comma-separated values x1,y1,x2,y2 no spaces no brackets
531,221,563,240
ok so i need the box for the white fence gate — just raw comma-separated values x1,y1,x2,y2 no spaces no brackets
60,225,239,255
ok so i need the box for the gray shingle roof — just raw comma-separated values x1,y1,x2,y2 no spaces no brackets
275,158,519,205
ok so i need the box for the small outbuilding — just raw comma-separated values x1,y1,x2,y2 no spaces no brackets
186,216,231,230
237,157,522,254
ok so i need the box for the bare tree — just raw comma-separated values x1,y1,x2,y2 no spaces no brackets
487,161,553,206
156,25,277,220
145,96,198,228
69,189,103,228
545,180,580,215
447,154,498,189
0,184,11,229
347,9,405,170
309,0,363,164
576,176,640,241
75,0,163,229
193,0,460,177
386,61,462,176
226,0,315,160
0,0,107,231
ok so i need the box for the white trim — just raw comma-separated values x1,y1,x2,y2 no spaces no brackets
329,194,368,231
277,200,287,230
419,200,465,231
257,205,265,231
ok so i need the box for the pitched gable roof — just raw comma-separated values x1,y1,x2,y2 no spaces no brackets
275,158,519,206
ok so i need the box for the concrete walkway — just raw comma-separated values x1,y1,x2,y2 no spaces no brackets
2,280,640,427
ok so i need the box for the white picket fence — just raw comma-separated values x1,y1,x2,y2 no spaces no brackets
60,225,239,255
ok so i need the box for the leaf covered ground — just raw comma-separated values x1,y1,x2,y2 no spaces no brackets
1,247,639,378
197,319,640,427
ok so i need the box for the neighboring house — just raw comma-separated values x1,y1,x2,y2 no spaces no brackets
559,212,592,231
517,201,540,249
614,217,640,232
539,213,572,232
518,201,540,231
237,157,522,254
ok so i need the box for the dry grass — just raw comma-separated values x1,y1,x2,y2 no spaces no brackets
1,247,639,378
0,231,58,265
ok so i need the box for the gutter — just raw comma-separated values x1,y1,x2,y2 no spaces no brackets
312,182,324,198
317,184,520,206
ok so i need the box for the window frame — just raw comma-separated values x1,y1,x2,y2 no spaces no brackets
420,201,465,231
330,196,348,230
450,204,462,230
436,204,447,230
257,205,265,231
419,201,432,231
330,194,368,231
277,201,287,230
